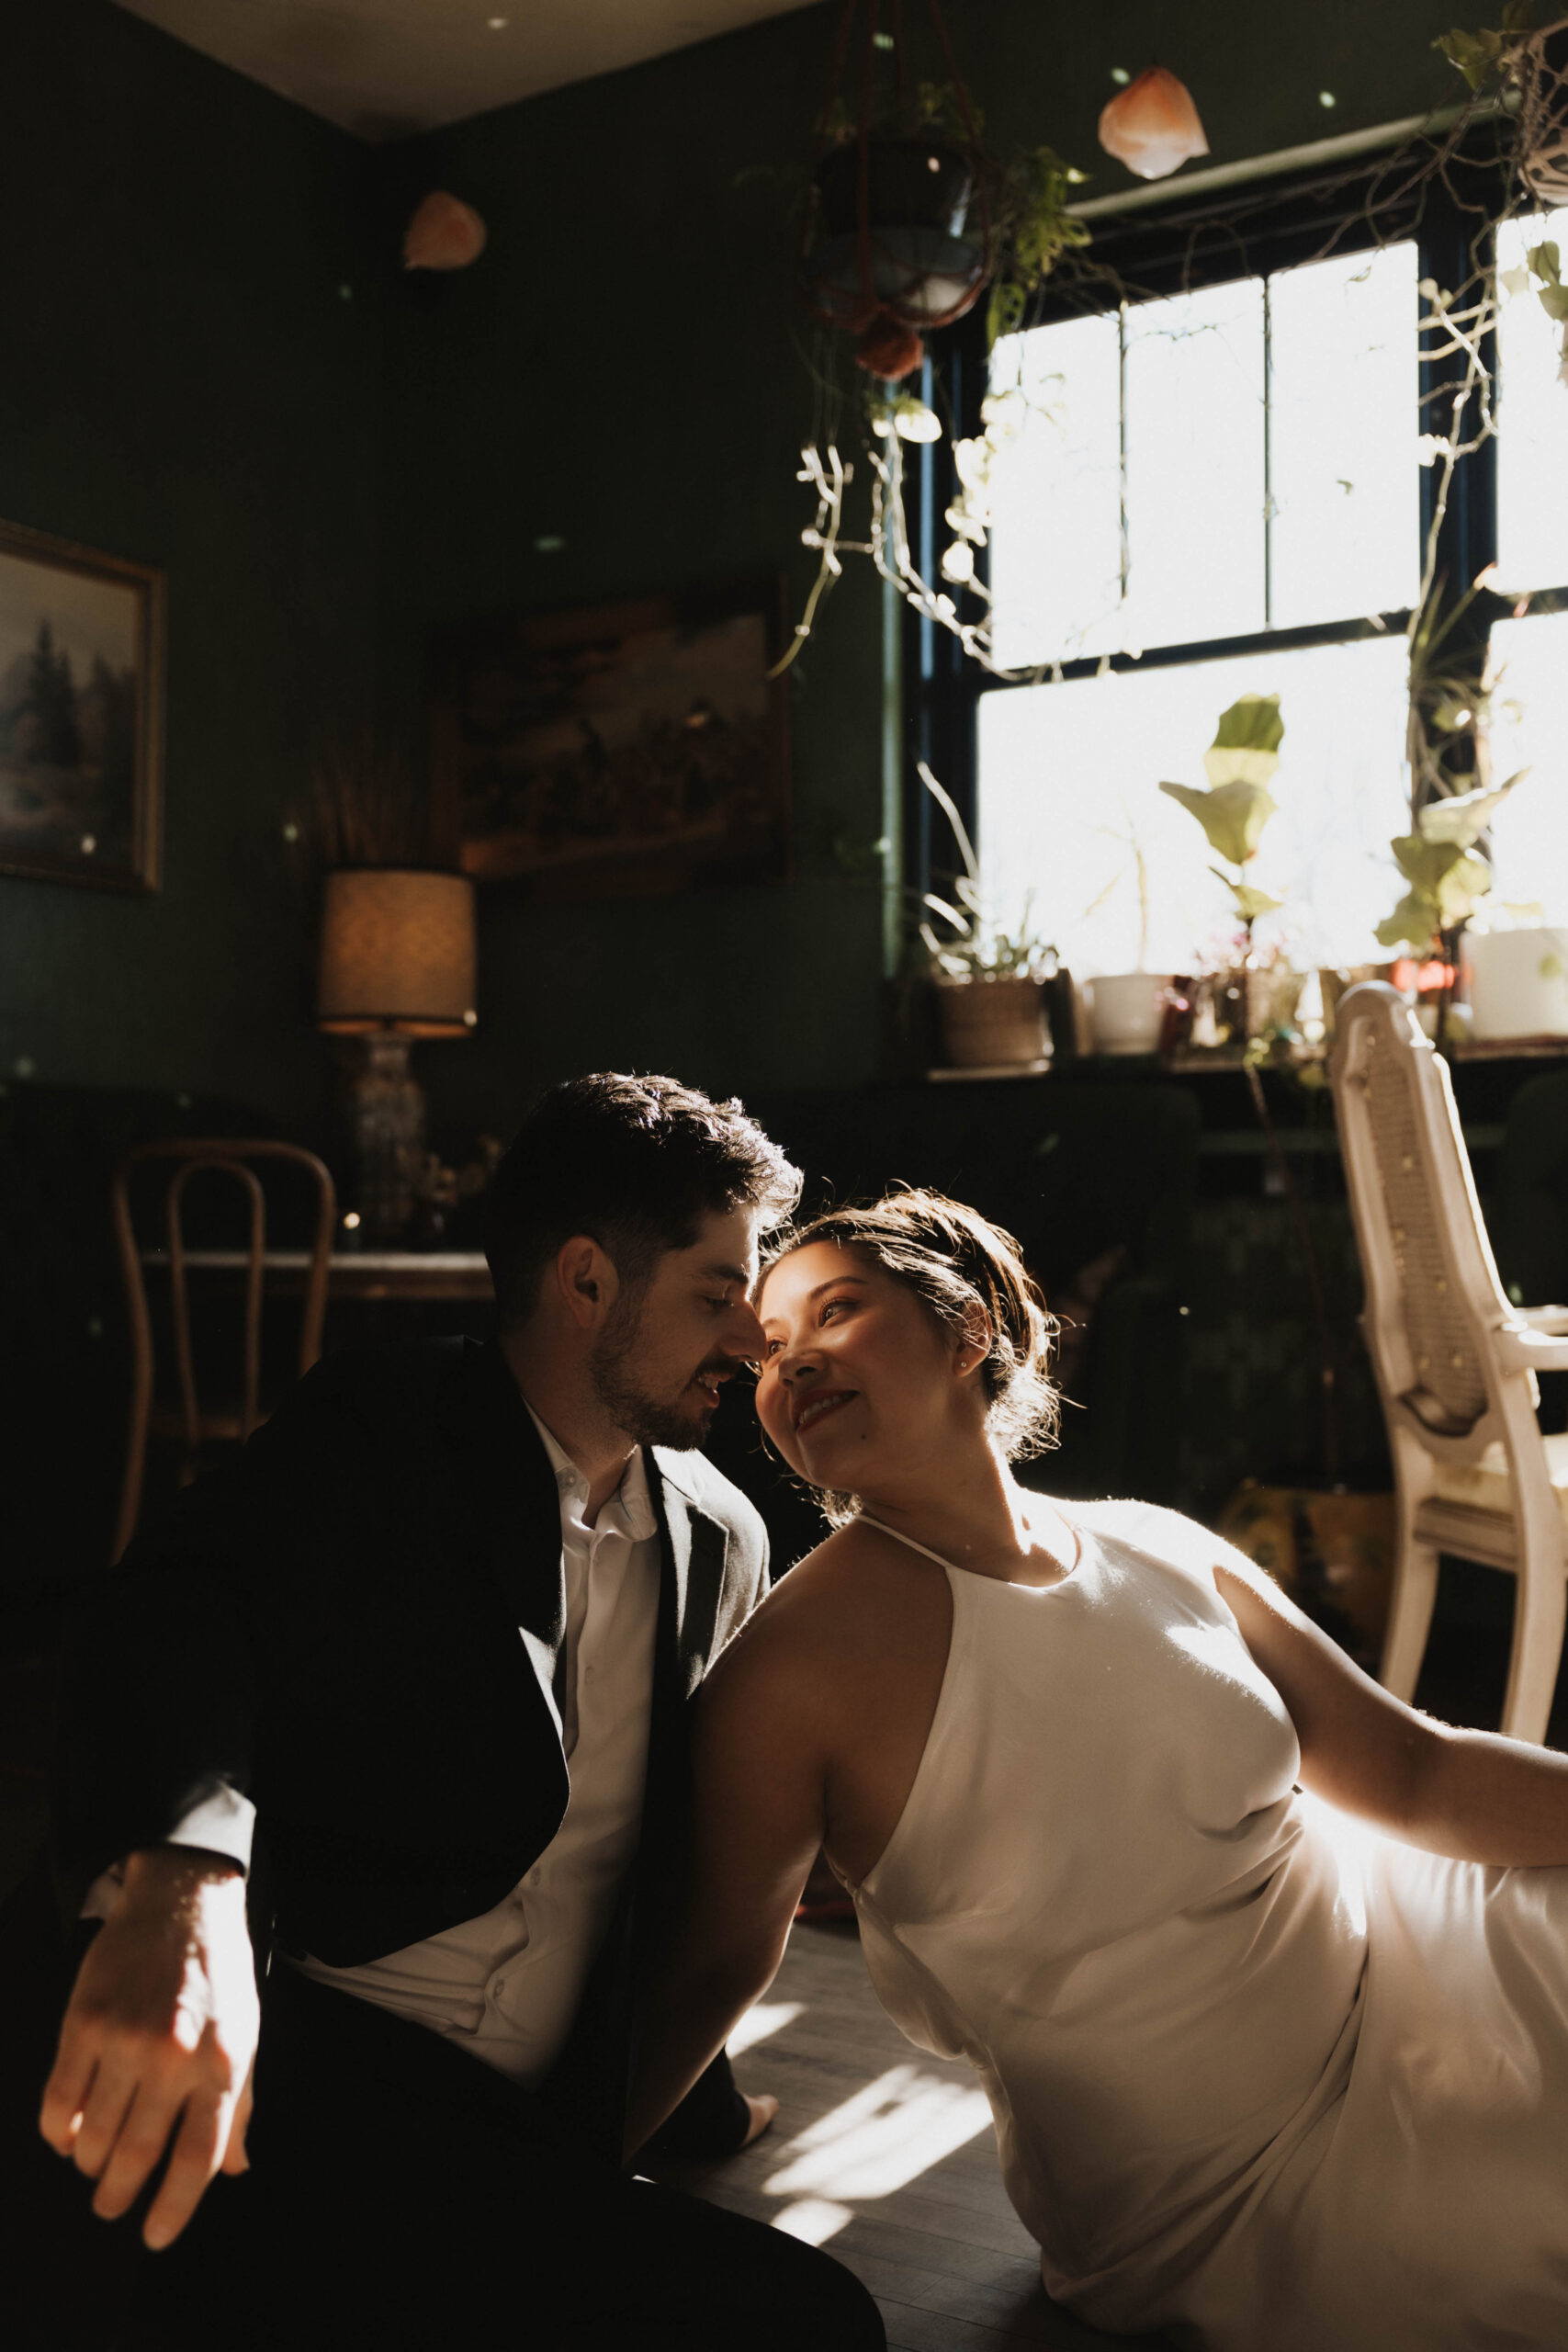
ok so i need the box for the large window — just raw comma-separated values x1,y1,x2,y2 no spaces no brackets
920,176,1568,981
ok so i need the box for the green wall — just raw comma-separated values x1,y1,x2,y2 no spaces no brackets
0,0,1465,1134
0,0,386,1121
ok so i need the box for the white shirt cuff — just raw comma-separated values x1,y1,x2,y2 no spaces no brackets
76,1786,257,1920
161,1784,256,1872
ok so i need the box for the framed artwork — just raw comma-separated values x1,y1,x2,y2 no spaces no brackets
0,519,164,892
429,582,790,898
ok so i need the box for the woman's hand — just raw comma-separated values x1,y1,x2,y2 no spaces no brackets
1217,1553,1568,1867
39,1847,259,2248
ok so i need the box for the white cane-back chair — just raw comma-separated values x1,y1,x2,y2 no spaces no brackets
1330,982,1568,1743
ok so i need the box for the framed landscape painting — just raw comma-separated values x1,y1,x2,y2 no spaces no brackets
0,519,164,891
428,582,790,899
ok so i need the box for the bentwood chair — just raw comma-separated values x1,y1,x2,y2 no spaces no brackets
1330,983,1568,1742
110,1139,336,1561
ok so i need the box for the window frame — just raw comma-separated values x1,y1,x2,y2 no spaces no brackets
904,144,1568,924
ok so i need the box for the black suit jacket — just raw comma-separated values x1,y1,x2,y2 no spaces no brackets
50,1338,769,2124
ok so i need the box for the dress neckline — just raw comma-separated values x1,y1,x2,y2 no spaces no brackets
856,1510,1081,1590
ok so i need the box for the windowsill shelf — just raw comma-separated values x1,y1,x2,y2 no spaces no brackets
924,1037,1568,1086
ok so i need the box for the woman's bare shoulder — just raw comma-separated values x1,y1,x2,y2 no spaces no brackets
706,1521,921,1690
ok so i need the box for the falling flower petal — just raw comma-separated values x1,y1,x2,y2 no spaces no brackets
403,190,488,271
1098,66,1208,181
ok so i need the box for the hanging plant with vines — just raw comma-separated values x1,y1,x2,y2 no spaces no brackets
773,3,1568,698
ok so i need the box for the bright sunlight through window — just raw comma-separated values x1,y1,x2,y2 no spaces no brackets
1495,206,1568,595
979,636,1411,977
987,242,1419,670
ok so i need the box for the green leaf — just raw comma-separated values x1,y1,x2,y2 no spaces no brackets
1529,241,1563,286
1435,25,1506,87
1416,774,1524,849
1160,778,1279,867
1389,835,1494,927
1223,875,1283,922
1202,694,1284,788
1211,693,1285,754
987,278,1027,350
1376,892,1438,951
1538,284,1568,322
1202,745,1281,789
1431,849,1493,926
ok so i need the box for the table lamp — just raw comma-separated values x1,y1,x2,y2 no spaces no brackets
317,868,478,1242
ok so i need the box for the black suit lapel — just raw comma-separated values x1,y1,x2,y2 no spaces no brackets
434,1336,566,1670
650,1450,731,1701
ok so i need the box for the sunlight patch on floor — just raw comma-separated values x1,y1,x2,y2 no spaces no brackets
771,2196,856,2245
763,2060,994,2244
728,1998,806,2055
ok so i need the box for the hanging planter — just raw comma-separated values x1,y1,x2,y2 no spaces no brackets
798,1,992,378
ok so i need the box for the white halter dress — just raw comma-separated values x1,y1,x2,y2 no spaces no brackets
850,1499,1568,2350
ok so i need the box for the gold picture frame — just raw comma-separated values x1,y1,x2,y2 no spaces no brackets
0,517,164,891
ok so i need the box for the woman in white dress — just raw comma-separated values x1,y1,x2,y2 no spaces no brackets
626,1190,1568,2352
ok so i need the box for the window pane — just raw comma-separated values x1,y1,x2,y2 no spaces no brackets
1495,207,1568,594
1269,243,1421,628
987,313,1123,670
1122,278,1267,649
976,635,1410,978
1484,610,1568,917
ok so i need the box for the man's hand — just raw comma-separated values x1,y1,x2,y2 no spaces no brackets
39,1847,259,2250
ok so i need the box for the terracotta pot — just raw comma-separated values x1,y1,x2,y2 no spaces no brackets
935,975,1048,1069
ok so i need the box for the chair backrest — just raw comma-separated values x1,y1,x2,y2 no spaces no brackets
1328,983,1518,1457
110,1139,335,1555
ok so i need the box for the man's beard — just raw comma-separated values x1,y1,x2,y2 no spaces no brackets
589,1301,721,1451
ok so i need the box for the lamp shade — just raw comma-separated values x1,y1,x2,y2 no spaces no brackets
318,868,477,1038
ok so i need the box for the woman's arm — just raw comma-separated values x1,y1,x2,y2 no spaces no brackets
1215,1555,1568,1866
625,1597,835,2163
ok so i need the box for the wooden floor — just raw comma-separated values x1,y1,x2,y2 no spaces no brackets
646,1920,1172,2350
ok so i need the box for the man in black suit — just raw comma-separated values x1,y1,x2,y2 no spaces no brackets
29,1073,883,2349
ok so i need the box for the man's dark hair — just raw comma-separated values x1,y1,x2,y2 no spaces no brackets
485,1072,802,1330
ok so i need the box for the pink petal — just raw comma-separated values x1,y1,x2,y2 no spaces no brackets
1099,67,1209,181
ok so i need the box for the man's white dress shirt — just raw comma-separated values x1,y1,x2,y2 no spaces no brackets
289,1408,662,2087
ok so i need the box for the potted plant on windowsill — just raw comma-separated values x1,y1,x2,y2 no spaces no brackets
916,763,1056,1069
1374,776,1526,1040
1160,693,1300,1055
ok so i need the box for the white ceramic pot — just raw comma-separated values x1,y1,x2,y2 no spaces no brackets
1467,928,1568,1041
1088,972,1173,1055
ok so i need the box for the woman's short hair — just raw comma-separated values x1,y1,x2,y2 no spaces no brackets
486,1072,801,1330
762,1187,1058,1520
